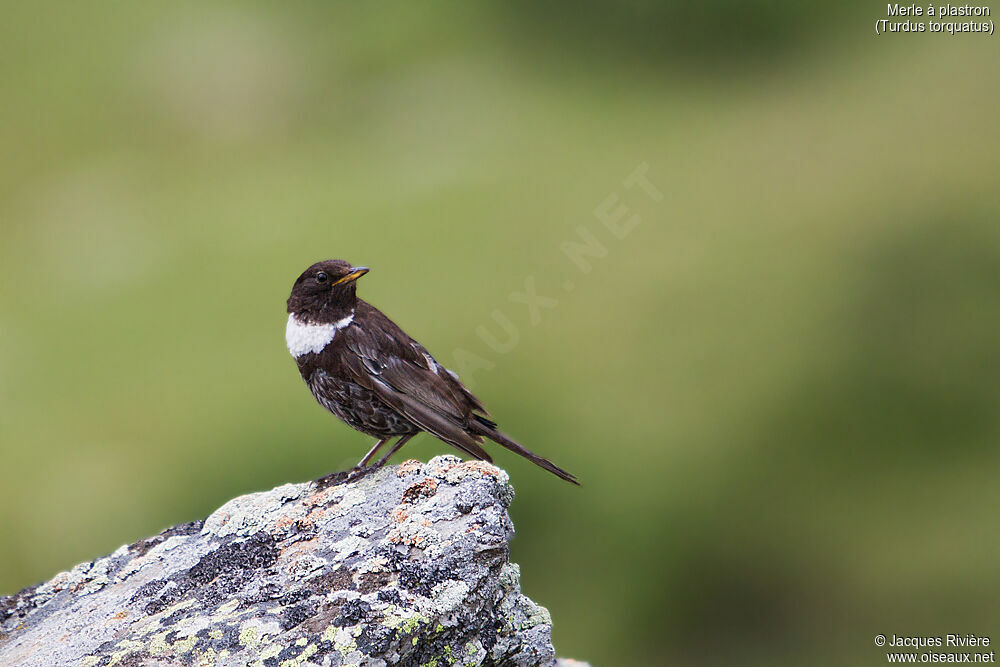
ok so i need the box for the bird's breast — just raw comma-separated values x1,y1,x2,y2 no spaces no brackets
285,312,354,358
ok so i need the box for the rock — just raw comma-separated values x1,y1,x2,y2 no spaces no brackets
0,456,585,667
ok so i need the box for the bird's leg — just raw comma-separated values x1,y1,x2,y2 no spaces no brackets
369,433,415,471
356,437,391,469
330,435,413,487
339,437,392,482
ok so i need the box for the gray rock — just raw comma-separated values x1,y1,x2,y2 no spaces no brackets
0,456,584,667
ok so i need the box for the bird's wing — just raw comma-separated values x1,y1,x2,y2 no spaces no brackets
407,339,489,415
341,327,493,462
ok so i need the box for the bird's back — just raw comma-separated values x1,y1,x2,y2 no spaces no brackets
341,299,488,423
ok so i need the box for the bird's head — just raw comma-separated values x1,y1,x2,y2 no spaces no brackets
287,259,369,322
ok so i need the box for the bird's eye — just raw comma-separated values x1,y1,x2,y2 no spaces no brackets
316,272,329,283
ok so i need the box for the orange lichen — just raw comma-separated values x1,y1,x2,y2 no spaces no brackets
303,487,339,508
396,460,423,477
458,461,501,478
269,515,297,531
401,478,438,503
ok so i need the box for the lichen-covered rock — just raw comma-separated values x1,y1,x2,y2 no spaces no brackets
0,456,574,667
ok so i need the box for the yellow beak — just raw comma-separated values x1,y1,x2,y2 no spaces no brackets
332,266,369,286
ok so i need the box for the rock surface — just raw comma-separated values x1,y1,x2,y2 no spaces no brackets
0,456,583,667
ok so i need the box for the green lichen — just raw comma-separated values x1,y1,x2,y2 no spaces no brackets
399,613,428,634
174,634,198,653
380,606,402,629
279,643,318,667
107,639,145,666
161,599,196,616
142,628,200,659
208,628,224,640
78,657,101,667
149,631,171,656
215,599,241,617
193,647,218,667
238,625,260,648
195,648,230,666
526,603,552,628
249,642,282,667
134,619,166,637
262,643,283,660
435,623,445,633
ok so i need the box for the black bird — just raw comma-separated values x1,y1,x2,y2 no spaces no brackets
286,259,578,484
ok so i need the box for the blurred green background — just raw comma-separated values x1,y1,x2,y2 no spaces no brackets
2,2,998,665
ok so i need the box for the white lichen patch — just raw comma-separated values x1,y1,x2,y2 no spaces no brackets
331,535,368,561
284,551,329,578
215,598,241,617
203,483,304,538
444,461,509,487
428,580,470,616
335,487,367,512
349,522,373,538
131,614,171,637
423,539,457,562
332,625,360,656
161,598,197,617
116,535,202,581
33,566,75,604
424,455,462,479
499,563,520,589
110,543,131,559
163,614,217,646
354,555,389,577
75,556,115,596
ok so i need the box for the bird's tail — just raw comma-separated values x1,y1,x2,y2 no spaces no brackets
470,415,580,485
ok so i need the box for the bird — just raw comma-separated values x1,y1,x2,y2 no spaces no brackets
285,259,579,485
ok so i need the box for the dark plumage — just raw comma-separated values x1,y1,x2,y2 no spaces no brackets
285,259,578,484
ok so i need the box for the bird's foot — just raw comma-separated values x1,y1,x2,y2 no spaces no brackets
313,467,356,489
345,465,373,482
316,465,377,489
